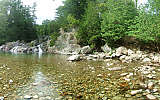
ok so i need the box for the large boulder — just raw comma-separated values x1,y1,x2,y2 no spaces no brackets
101,43,112,53
80,46,92,54
10,46,28,53
67,55,81,61
115,46,128,57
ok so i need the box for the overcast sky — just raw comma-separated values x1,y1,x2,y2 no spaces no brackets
21,0,64,24
21,0,147,24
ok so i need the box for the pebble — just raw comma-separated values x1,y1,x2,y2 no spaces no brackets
130,89,142,95
0,96,4,100
24,95,32,99
33,95,38,99
148,82,154,89
32,83,38,86
108,67,122,71
146,94,157,100
55,98,61,100
9,79,13,83
120,73,128,76
102,97,108,100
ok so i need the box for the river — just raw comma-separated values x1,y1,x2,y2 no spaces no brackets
0,52,160,100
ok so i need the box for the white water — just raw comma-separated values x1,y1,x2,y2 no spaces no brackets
38,45,43,58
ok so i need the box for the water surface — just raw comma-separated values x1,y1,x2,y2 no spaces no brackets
0,52,160,100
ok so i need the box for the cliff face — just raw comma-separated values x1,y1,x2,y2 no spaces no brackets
48,29,81,54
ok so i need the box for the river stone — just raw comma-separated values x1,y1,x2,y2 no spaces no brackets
128,49,134,55
115,46,128,57
148,82,154,89
0,96,4,100
108,67,122,71
80,46,91,54
33,95,38,99
67,55,81,61
142,58,151,63
146,94,157,100
24,95,32,99
101,43,111,53
130,89,142,95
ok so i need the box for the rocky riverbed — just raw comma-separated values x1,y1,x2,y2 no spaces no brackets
0,52,160,100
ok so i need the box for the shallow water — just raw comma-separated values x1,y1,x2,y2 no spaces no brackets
0,52,160,100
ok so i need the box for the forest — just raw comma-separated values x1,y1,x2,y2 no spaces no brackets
0,0,160,51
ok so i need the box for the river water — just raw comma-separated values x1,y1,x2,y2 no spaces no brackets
0,52,160,100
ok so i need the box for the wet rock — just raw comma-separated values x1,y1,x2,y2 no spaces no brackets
102,97,108,100
24,95,32,99
146,74,156,79
139,82,147,89
33,95,38,99
32,83,38,86
9,79,13,83
80,46,91,54
120,73,128,76
0,96,4,100
101,43,111,53
148,82,154,90
130,89,142,95
115,46,128,57
108,67,122,71
142,58,151,63
146,94,157,100
67,55,81,61
89,55,99,59
125,94,131,98
10,46,28,53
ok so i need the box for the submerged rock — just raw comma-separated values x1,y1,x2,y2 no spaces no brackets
146,94,157,100
24,95,32,99
108,67,122,71
130,89,142,95
142,58,151,63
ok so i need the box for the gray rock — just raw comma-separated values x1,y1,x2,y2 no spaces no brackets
0,96,4,100
24,95,32,99
80,46,91,54
143,58,151,63
146,94,157,100
10,46,28,53
130,89,142,95
67,55,81,61
115,46,128,57
128,49,134,55
108,67,122,71
101,43,111,53
148,82,154,89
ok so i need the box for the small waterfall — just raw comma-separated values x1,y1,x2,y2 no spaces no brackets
38,45,43,58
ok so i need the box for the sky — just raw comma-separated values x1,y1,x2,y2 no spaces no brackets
21,0,64,24
21,0,147,24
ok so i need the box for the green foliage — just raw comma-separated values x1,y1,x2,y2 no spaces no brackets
36,19,60,46
67,14,79,28
0,0,37,44
50,32,59,46
101,0,137,46
128,1,160,44
77,1,102,49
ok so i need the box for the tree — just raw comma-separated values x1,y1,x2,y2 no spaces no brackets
101,0,137,46
0,0,37,44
